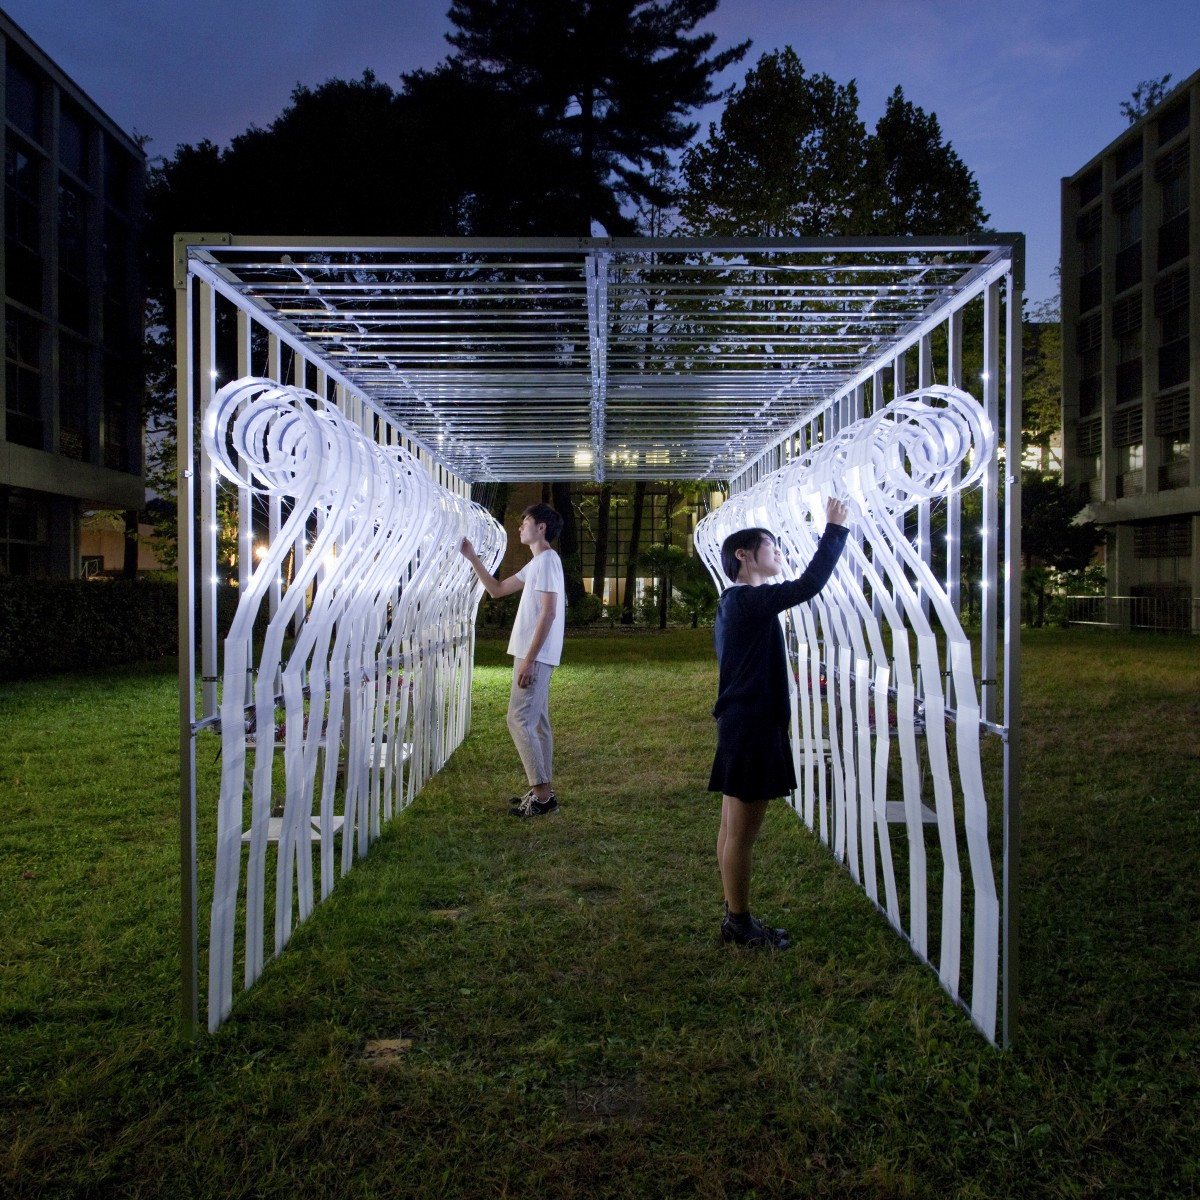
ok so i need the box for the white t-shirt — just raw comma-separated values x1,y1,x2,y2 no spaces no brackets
507,549,566,666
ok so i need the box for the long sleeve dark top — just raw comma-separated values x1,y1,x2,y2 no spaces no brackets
712,523,849,723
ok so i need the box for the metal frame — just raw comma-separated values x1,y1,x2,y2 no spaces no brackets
177,234,1022,1043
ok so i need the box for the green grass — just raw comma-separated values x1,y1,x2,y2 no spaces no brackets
1,628,1198,1198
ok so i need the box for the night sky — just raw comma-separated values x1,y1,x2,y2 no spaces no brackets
5,0,1199,304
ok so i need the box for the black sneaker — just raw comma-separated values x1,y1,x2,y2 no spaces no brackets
720,914,790,950
510,791,559,818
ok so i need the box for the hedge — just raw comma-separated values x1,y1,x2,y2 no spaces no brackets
0,578,264,680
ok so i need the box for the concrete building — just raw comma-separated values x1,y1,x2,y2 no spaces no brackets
1,11,144,576
1062,68,1199,630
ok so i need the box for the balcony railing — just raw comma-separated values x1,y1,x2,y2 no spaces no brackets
1116,469,1145,497
1159,459,1192,490
1065,594,1199,632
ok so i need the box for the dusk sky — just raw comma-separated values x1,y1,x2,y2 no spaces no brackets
5,0,1199,305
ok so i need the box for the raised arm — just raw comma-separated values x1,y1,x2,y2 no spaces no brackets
762,498,851,615
460,537,524,598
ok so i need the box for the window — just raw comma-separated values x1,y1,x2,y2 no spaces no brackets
1116,329,1142,363
1161,306,1189,345
4,307,44,448
1134,520,1191,558
59,103,89,181
0,487,49,576
1114,188,1143,291
1157,102,1189,147
1078,166,1102,206
1112,293,1143,402
1161,170,1189,222
1156,391,1191,489
1080,316,1099,415
1119,443,1144,472
5,139,41,251
1114,404,1143,447
102,355,133,472
1116,138,1143,178
1158,166,1190,269
4,139,43,311
1163,436,1190,463
103,136,133,213
58,182,88,278
1079,228,1102,273
58,181,91,332
1156,270,1190,389
1117,438,1145,498
4,49,43,143
1116,201,1142,249
1076,419,1102,481
59,336,89,460
1155,390,1191,437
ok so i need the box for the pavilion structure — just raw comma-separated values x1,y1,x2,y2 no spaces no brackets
176,235,1023,1044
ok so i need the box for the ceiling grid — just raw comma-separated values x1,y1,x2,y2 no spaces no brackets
186,236,1021,482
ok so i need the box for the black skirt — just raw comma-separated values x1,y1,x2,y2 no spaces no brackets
707,710,796,802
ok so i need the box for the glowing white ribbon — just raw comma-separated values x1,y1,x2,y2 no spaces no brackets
695,386,999,1039
202,377,504,1030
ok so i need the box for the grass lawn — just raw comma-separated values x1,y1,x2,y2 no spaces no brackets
1,627,1198,1198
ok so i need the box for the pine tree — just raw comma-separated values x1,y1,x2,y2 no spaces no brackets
445,0,748,234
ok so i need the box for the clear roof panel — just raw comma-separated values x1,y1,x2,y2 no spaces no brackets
188,236,1020,482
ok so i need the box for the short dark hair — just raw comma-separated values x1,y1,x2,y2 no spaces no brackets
521,502,564,543
720,527,775,582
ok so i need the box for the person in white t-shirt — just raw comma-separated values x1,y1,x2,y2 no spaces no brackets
460,503,567,817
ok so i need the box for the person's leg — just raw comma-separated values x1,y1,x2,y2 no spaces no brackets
528,665,554,801
506,661,555,801
718,794,769,913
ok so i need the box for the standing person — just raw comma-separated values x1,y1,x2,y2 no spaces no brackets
709,497,850,948
461,503,566,817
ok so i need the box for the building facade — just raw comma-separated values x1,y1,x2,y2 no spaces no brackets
1062,69,1199,629
1,11,144,576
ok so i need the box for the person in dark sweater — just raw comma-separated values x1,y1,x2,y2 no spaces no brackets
709,497,850,949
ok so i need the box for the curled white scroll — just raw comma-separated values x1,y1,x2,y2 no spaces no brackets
202,377,504,1031
695,387,1000,1040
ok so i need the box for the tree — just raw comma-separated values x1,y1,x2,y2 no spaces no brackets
1121,75,1174,123
679,48,866,237
1021,471,1102,626
621,480,647,624
860,86,988,235
446,0,749,235
1023,292,1062,472
676,562,718,628
680,49,988,238
591,483,612,597
638,541,688,629
551,481,586,606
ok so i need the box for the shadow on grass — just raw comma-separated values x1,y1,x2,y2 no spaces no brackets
1,628,1197,1198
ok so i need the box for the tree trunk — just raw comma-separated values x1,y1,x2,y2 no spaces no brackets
592,483,611,600
621,481,647,625
658,570,669,630
551,481,585,606
122,509,139,579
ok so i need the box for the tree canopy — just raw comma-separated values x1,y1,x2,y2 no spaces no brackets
1121,75,1174,123
679,48,988,237
445,0,749,234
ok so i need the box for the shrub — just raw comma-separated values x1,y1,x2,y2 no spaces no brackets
477,592,520,629
0,578,176,680
0,578,269,679
566,592,603,627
